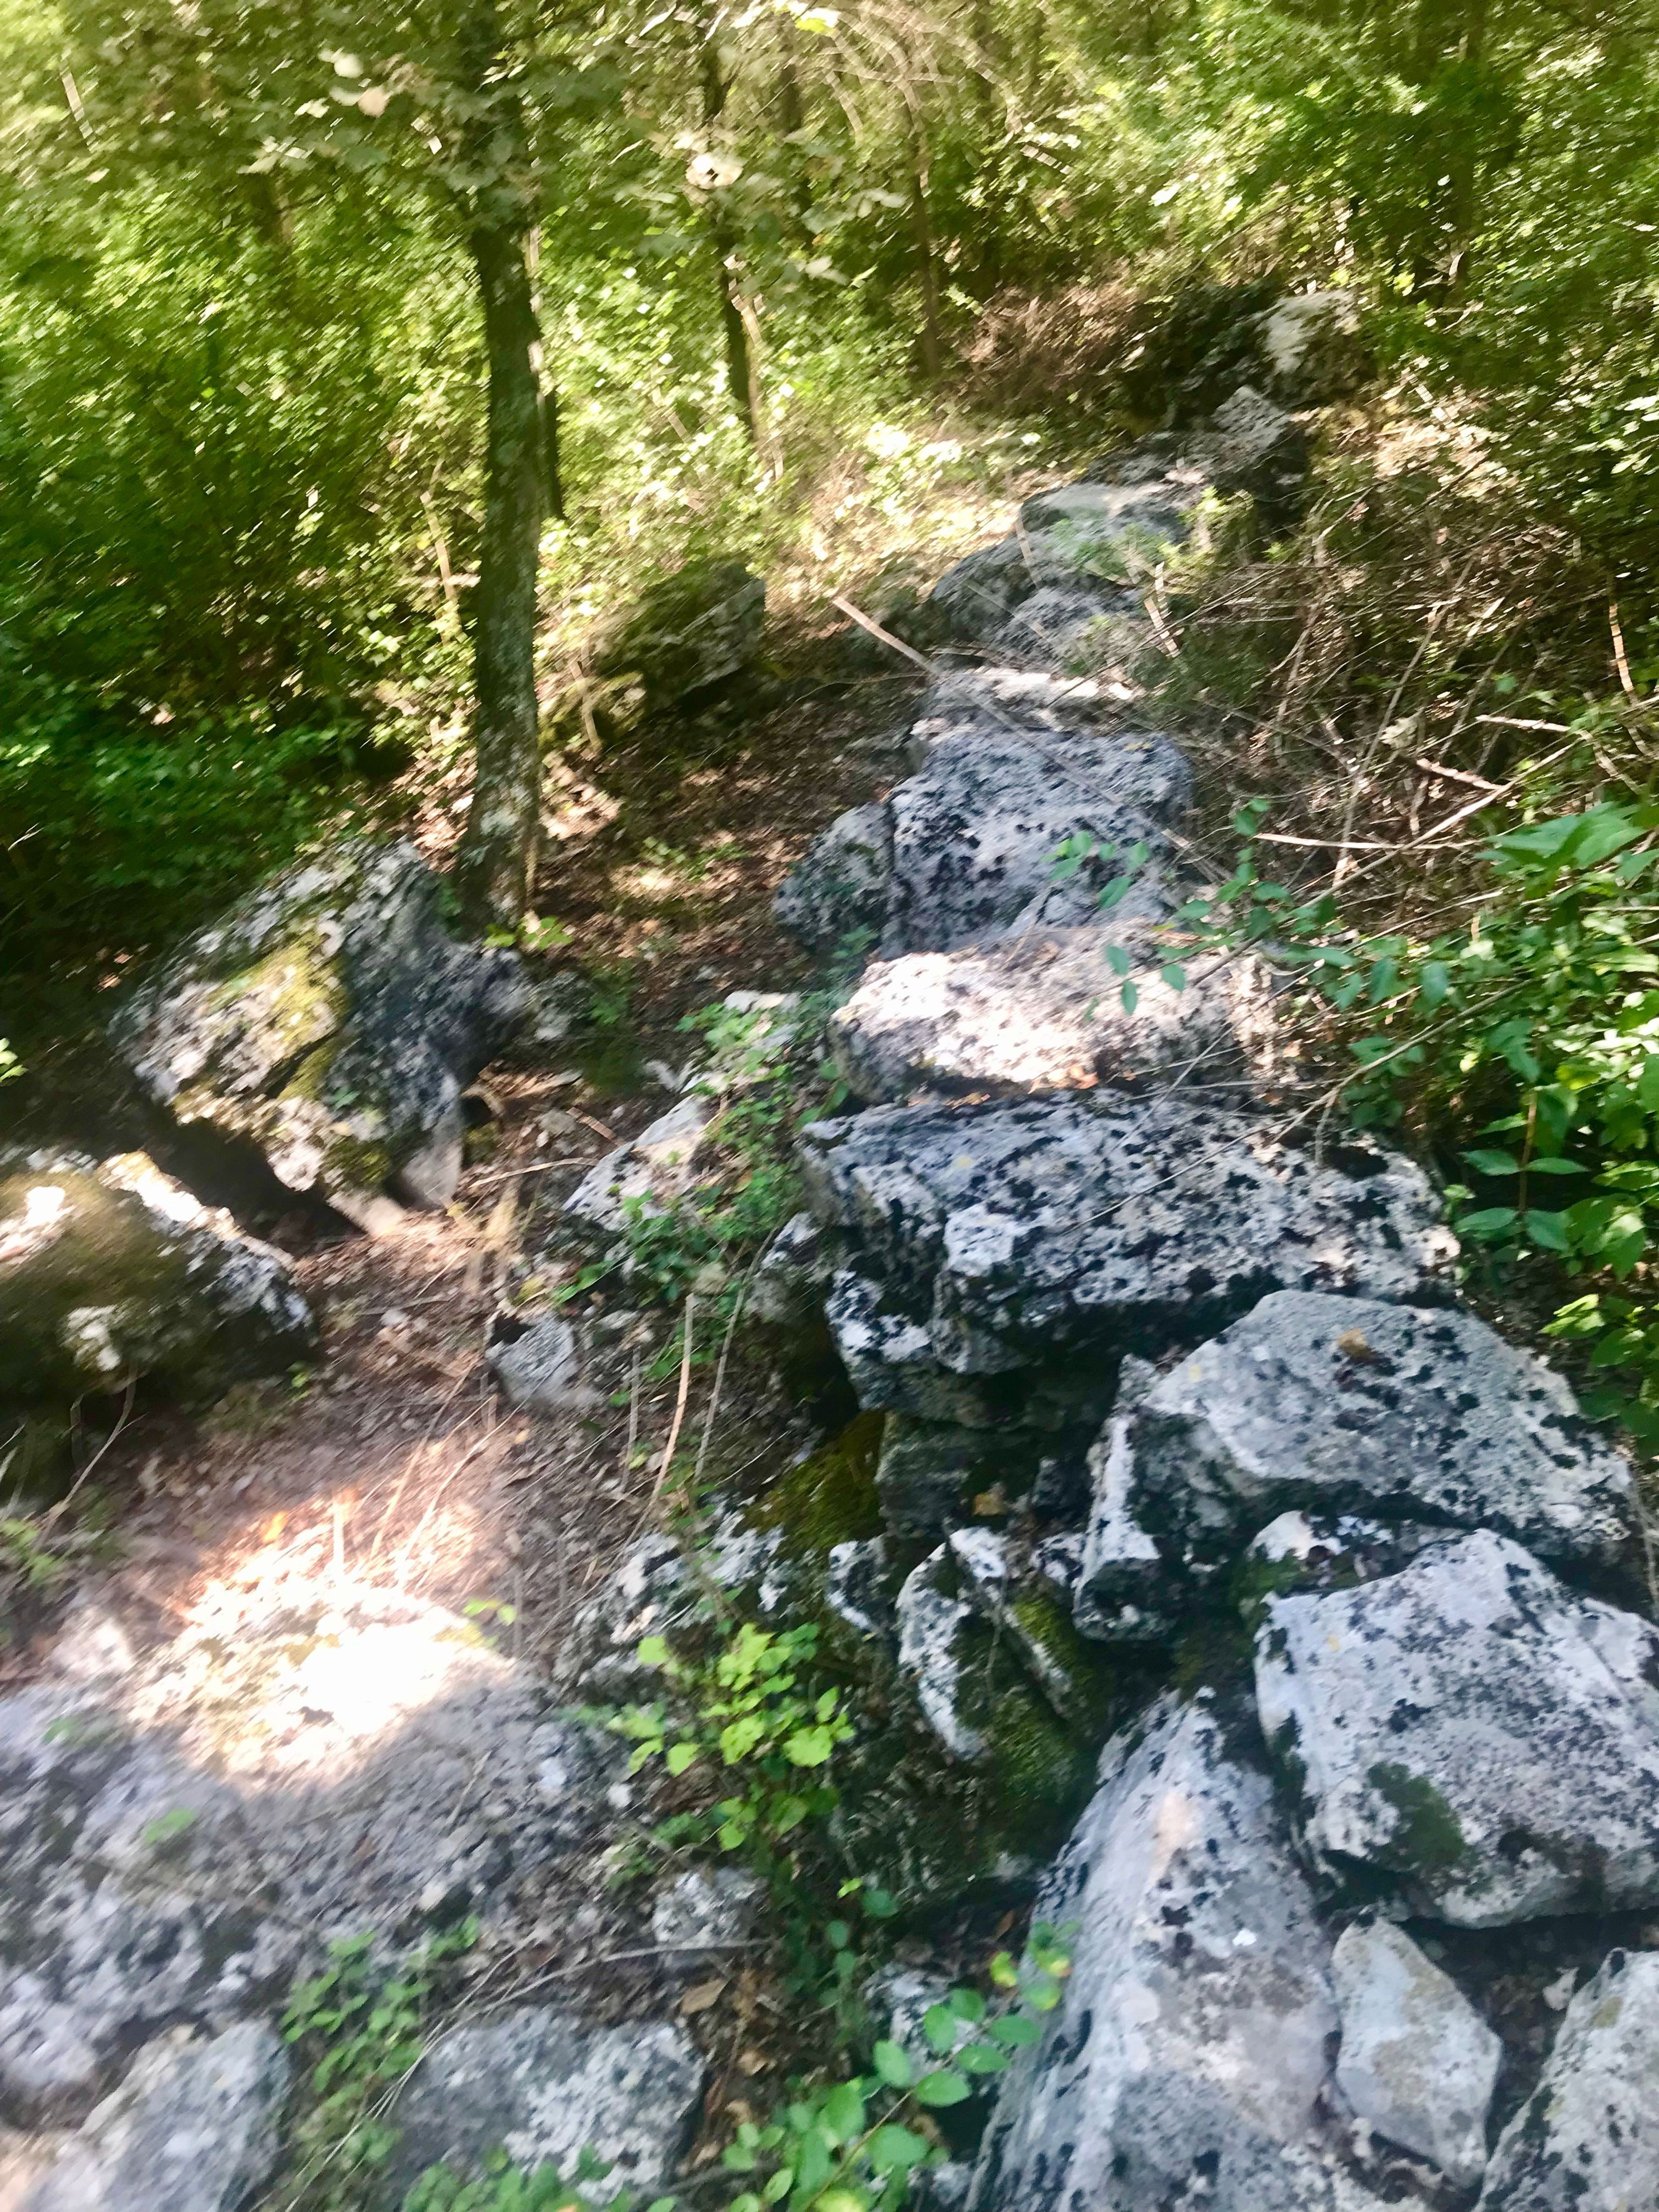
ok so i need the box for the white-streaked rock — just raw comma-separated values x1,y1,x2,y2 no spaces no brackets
562,1095,712,1242
1255,1529,1659,1926
895,1547,985,1764
1331,1919,1501,2186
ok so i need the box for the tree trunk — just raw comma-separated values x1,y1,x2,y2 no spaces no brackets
904,103,943,380
452,2,544,934
701,32,761,445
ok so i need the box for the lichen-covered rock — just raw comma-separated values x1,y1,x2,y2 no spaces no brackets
991,585,1119,672
562,1094,712,1244
876,1415,1019,1535
773,801,895,953
15,2021,289,2212
1194,385,1310,521
0,1148,315,1452
1249,289,1367,405
388,2008,705,2201
594,557,765,711
1018,475,1193,548
1240,1510,1453,1609
947,1529,1113,1726
650,1865,764,1968
749,1210,840,1332
968,1696,1340,2212
1074,1392,1182,1645
1113,1292,1635,1576
896,1547,987,1763
830,924,1275,1103
486,1314,596,1412
800,1095,1456,1411
1331,1919,1501,2187
776,673,1189,961
0,1589,610,2123
1478,1946,1659,2210
109,840,526,1231
1255,1529,1659,1926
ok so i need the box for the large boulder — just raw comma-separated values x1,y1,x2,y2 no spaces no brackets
388,2008,705,2201
1254,1529,1659,1926
0,1147,315,1474
109,840,527,1233
1092,1291,1635,1588
1478,1946,1659,2210
799,1094,1456,1424
830,923,1276,1103
15,2021,288,2212
967,1697,1346,2212
593,558,765,713
775,671,1189,960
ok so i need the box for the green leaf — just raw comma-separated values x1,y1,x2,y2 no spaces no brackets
1525,1209,1573,1252
1419,960,1451,1008
1526,1158,1586,1176
867,2126,930,2175
989,2013,1042,2049
723,2145,758,2174
1463,1148,1520,1175
872,2040,912,2088
636,1635,671,1667
913,2069,971,2108
782,1724,838,1767
923,2005,960,2054
956,2043,1009,2075
763,2167,793,2204
1120,979,1139,1015
821,2079,866,2143
1103,944,1132,977
665,1742,698,1776
1457,1206,1519,1239
947,1989,986,2024
1158,963,1187,992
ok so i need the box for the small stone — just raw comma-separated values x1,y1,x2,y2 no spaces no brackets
562,1095,712,1243
387,2007,705,2201
650,1866,764,1967
17,2021,289,2212
1255,1529,1659,1925
487,1316,596,1412
1331,1919,1501,2187
1478,1947,1659,2210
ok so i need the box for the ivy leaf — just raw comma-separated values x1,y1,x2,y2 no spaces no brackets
913,2069,972,2107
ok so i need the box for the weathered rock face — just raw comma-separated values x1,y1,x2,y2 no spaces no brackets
1249,289,1367,406
0,1589,611,2124
15,2021,289,2212
830,924,1276,1103
1109,1291,1635,1579
1331,1919,1501,2188
772,801,894,953
487,1314,597,1412
968,1697,1340,2212
110,840,527,1232
388,2007,705,2201
593,557,765,712
1255,1529,1659,1926
1478,1946,1659,2210
649,1865,764,1969
562,1094,712,1244
800,1095,1456,1422
0,1148,315,1465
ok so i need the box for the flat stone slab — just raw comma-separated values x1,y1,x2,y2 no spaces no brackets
1113,1291,1635,1572
110,839,525,1230
968,1697,1341,2212
800,1094,1456,1402
15,2022,287,2212
388,2007,704,2200
1478,1945,1659,2210
1255,1529,1659,1926
1332,1918,1501,2187
830,924,1275,1102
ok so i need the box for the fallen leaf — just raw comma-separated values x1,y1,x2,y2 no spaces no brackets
680,1978,725,2016
737,2048,769,2075
1335,1328,1378,1365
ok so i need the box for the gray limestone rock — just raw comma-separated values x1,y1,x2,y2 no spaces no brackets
1113,1293,1634,1573
594,557,765,711
486,1315,596,1412
772,801,893,953
109,839,527,1232
926,535,1034,645
0,1148,316,1450
16,2021,288,2212
1255,1529,1659,1926
947,1528,1107,1726
562,1095,712,1244
650,1866,764,1968
824,1538,897,1647
830,924,1275,1103
1018,476,1192,549
1249,290,1367,405
1074,1402,1181,1645
1331,1919,1501,2187
800,1095,1457,1409
1194,385,1311,520
1244,1510,1463,1605
896,1547,985,1763
552,1522,784,1702
389,2008,705,2200
1478,1946,1659,2210
990,585,1119,672
968,1697,1340,2212
876,1415,1015,1536
749,1210,840,1332
0,1589,609,2124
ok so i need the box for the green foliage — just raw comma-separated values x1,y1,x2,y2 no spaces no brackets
601,1619,854,1862
277,1922,479,2212
403,2145,672,2212
1179,774,1659,1438
716,1925,1071,2212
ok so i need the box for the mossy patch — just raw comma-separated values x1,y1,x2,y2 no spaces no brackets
1368,1761,1470,1874
754,1410,885,1560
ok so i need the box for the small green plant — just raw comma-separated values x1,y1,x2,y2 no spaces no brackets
402,2144,670,2212
716,1924,1073,2212
278,1922,479,2212
600,1620,854,1862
